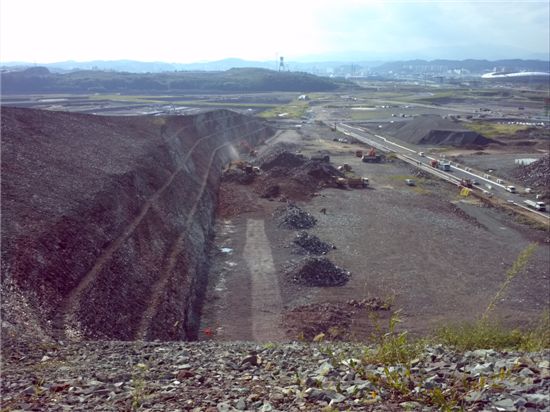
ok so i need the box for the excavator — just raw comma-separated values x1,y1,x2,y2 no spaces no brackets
361,147,382,163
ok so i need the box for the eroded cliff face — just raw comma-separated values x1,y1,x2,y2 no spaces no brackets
1,107,273,343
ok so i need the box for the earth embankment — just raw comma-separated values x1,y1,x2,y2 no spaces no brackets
1,107,274,344
382,114,493,146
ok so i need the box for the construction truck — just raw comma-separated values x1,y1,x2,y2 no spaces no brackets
524,200,546,211
348,177,369,188
311,154,330,162
430,159,450,171
361,148,382,163
439,162,451,171
335,177,347,188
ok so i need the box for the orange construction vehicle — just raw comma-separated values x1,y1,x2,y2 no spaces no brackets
362,148,382,163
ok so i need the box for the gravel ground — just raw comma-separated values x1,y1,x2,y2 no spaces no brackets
204,123,550,342
2,341,548,411
453,153,546,183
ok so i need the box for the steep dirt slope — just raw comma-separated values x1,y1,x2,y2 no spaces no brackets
1,107,273,345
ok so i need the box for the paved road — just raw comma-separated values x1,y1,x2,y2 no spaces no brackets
337,123,549,220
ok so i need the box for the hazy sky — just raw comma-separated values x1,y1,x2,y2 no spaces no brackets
1,0,548,63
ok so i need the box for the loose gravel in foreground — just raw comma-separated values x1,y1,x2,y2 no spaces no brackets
2,341,548,411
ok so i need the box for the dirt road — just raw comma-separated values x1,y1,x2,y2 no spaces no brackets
244,219,284,341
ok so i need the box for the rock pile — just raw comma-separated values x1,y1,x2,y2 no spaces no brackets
284,303,355,341
513,154,550,199
292,231,335,255
287,257,351,286
274,204,317,229
258,150,306,171
222,168,255,185
2,341,548,411
260,184,280,199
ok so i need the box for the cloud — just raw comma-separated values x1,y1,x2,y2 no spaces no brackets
1,0,548,62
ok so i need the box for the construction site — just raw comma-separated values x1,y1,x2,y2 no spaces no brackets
2,89,549,410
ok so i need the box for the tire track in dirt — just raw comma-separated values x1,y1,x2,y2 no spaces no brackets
135,126,268,340
53,118,262,340
243,219,283,342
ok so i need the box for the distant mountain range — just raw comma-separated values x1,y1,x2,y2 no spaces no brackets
2,58,547,75
0,67,352,94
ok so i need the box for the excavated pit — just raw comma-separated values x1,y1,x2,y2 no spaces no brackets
1,107,274,344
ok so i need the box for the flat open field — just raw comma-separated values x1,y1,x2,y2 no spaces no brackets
201,122,549,343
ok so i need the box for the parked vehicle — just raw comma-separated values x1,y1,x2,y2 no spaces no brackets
405,179,416,186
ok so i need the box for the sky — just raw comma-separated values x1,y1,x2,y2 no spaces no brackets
1,0,549,63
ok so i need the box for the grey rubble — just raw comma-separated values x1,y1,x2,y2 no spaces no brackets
2,341,549,411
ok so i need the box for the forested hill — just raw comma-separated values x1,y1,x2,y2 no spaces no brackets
1,67,351,94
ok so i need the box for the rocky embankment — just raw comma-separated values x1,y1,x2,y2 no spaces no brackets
1,107,273,346
1,341,548,411
513,154,550,200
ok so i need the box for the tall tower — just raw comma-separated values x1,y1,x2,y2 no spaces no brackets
279,56,285,72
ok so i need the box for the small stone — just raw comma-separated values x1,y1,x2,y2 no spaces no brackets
235,398,246,410
400,401,422,410
316,362,333,376
524,393,548,405
177,370,194,380
464,391,484,402
216,401,231,412
519,367,534,377
241,353,260,366
493,398,516,411
259,402,273,412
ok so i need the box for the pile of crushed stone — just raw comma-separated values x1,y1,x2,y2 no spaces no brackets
382,114,493,147
2,340,548,411
222,168,255,185
284,299,390,341
274,203,317,229
292,231,335,255
258,148,306,171
286,257,351,286
513,154,550,199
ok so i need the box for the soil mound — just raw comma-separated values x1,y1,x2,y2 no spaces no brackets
253,154,343,201
292,231,335,255
274,203,317,229
222,168,255,185
383,115,492,147
287,257,350,286
512,155,550,199
284,298,390,341
284,303,354,341
258,145,305,171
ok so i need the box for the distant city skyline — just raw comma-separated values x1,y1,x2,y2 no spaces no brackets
1,0,549,64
